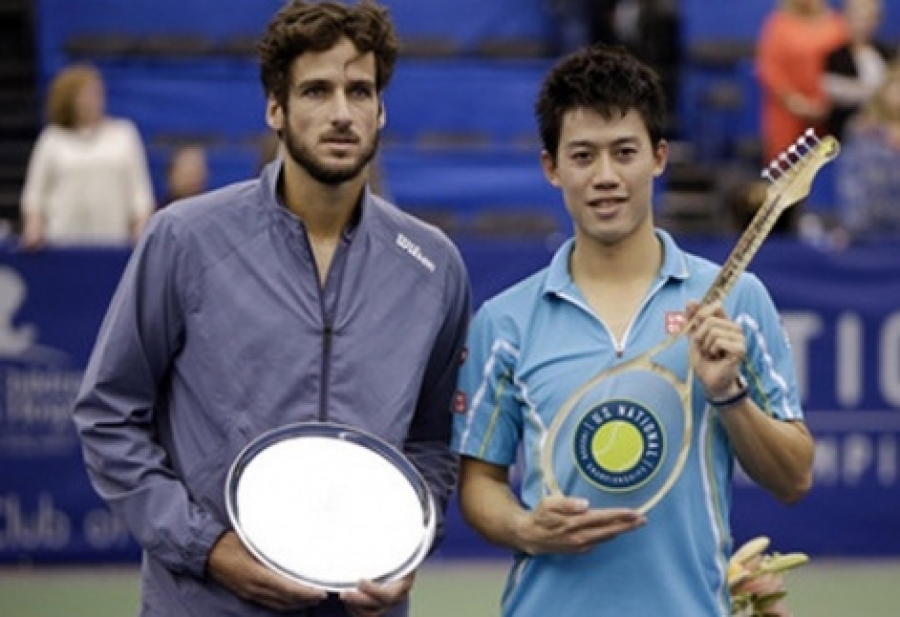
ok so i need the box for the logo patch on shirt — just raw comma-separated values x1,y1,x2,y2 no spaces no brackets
665,311,686,334
453,391,467,414
396,233,436,272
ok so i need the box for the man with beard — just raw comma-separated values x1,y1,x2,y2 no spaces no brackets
71,2,471,617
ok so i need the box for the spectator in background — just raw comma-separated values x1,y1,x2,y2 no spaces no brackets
823,0,894,142
554,0,683,133
834,61,900,244
585,0,620,46
19,63,154,249
162,144,208,207
544,0,617,56
544,0,589,55
543,0,685,125
609,0,683,137
755,0,847,232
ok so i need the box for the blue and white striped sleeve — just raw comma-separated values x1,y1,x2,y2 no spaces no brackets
452,302,523,466
736,273,804,422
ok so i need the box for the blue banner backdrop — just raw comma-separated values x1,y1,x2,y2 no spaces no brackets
1,237,899,563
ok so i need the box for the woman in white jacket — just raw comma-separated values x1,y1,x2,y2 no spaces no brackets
20,63,154,249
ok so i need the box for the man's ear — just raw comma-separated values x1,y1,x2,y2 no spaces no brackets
265,97,284,132
653,139,669,177
541,150,561,187
378,99,386,130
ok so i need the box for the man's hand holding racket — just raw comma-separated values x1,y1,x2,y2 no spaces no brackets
685,300,747,404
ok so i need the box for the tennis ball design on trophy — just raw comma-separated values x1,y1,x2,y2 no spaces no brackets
572,399,665,492
591,421,644,472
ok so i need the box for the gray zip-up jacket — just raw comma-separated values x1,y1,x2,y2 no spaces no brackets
72,161,471,617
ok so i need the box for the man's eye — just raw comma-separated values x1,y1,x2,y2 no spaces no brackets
302,85,327,97
572,152,593,164
350,85,374,99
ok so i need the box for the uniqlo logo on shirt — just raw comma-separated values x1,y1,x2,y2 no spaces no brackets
665,311,686,334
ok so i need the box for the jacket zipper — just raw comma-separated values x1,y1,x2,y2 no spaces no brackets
300,228,335,423
319,322,333,422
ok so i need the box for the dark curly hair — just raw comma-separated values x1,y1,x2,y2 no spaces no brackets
536,44,668,160
258,0,399,108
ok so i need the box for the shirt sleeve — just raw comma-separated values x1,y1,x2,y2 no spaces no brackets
20,128,55,216
403,244,471,547
451,301,523,466
72,214,226,577
735,273,804,422
755,15,793,100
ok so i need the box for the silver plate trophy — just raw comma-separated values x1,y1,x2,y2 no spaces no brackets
225,422,436,591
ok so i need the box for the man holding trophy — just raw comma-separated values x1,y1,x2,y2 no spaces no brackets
452,44,815,616
72,2,470,616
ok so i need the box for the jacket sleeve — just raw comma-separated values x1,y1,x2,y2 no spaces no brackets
72,214,226,577
403,243,471,548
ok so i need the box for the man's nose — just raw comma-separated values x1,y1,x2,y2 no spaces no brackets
591,154,618,186
329,91,352,126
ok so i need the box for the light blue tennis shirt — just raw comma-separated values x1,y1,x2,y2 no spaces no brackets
452,230,802,617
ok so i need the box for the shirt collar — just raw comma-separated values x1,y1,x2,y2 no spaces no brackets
260,158,366,242
543,229,690,297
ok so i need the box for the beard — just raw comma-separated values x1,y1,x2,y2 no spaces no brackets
282,124,379,186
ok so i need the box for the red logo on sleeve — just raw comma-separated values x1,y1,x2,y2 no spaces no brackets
453,391,468,414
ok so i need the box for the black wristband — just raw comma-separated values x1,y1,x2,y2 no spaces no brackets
706,375,749,409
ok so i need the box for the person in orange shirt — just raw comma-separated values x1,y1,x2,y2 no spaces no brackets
756,0,847,159
755,0,847,232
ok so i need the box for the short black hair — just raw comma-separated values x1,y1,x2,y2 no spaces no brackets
535,44,668,160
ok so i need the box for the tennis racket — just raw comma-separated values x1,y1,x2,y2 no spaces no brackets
539,129,840,513
225,422,437,591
